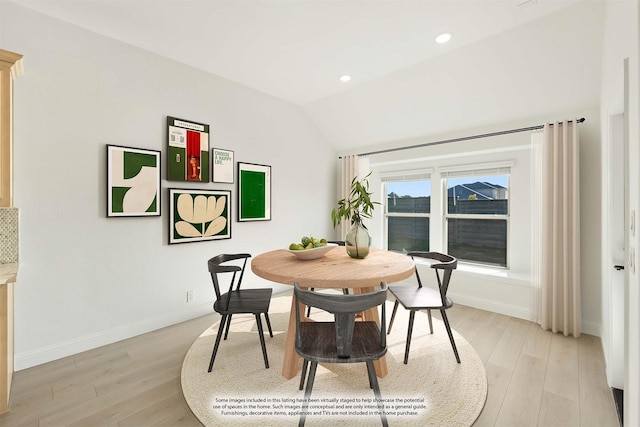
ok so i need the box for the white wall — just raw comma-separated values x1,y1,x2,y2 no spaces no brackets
599,0,640,424
0,3,337,370
351,109,602,334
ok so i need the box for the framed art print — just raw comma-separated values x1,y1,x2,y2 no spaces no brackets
107,145,161,217
167,116,210,182
169,188,231,244
237,162,271,222
212,148,234,183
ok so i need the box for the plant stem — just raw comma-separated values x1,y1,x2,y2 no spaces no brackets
353,224,360,257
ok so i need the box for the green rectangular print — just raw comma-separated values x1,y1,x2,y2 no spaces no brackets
237,162,271,221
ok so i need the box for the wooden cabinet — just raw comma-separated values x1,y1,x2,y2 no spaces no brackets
0,49,23,208
0,267,17,414
0,49,23,414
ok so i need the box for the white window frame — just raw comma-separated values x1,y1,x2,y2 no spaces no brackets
442,167,511,269
371,148,529,281
381,172,431,254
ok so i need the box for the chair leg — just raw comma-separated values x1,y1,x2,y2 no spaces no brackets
254,314,269,369
440,309,461,363
264,313,274,337
404,310,416,364
367,360,389,427
299,359,309,390
427,309,434,334
208,314,228,372
299,362,317,427
387,300,399,334
306,288,315,317
223,314,233,340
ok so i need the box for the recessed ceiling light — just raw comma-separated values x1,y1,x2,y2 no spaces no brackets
339,75,351,82
435,32,452,44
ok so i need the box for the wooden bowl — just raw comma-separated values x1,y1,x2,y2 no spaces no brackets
285,244,337,260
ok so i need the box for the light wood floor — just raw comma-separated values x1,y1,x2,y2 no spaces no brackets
0,299,620,427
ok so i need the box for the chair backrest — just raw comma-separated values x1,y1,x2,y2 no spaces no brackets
407,251,457,305
207,253,251,309
293,282,388,358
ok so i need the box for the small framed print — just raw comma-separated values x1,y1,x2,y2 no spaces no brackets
212,148,234,183
167,116,210,182
237,162,271,222
106,145,161,217
169,188,231,244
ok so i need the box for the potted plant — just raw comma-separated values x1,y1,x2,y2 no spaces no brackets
331,172,379,259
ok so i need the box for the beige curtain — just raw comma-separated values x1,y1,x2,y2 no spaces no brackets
531,120,581,337
339,155,369,238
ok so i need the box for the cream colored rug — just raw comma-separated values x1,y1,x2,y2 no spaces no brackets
181,291,487,426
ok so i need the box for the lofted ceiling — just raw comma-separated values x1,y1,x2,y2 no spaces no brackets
9,0,602,151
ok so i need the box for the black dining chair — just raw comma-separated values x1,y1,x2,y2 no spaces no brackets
207,253,273,372
305,241,349,318
387,251,460,364
294,282,389,427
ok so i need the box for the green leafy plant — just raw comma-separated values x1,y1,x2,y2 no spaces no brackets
331,172,379,229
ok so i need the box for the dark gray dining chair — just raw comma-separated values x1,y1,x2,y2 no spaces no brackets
387,251,460,364
207,253,273,372
294,282,389,427
305,241,349,318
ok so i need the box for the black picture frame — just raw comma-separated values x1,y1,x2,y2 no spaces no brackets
168,188,232,244
237,162,271,222
106,144,161,217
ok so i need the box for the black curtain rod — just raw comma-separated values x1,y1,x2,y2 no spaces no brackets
341,117,586,158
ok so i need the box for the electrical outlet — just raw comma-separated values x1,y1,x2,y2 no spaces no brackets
186,291,194,303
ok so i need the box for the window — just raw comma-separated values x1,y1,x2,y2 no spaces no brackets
384,178,430,253
383,168,510,268
444,172,509,267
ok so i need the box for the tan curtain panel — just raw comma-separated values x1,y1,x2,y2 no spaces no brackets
531,120,581,337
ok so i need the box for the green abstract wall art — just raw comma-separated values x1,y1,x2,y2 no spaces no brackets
237,162,271,222
169,188,231,244
107,145,161,217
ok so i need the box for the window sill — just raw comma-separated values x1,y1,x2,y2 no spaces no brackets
413,257,531,287
457,263,530,286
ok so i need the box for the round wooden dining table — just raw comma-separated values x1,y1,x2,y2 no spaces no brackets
251,246,415,379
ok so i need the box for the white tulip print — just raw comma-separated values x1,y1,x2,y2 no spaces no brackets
174,193,227,238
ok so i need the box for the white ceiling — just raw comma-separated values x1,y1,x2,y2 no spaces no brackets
10,0,602,150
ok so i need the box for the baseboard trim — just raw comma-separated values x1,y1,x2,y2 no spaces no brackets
450,292,601,337
14,302,213,371
16,290,602,371
449,292,532,321
581,319,601,337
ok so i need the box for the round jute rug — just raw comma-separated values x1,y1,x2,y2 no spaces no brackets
181,291,487,426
